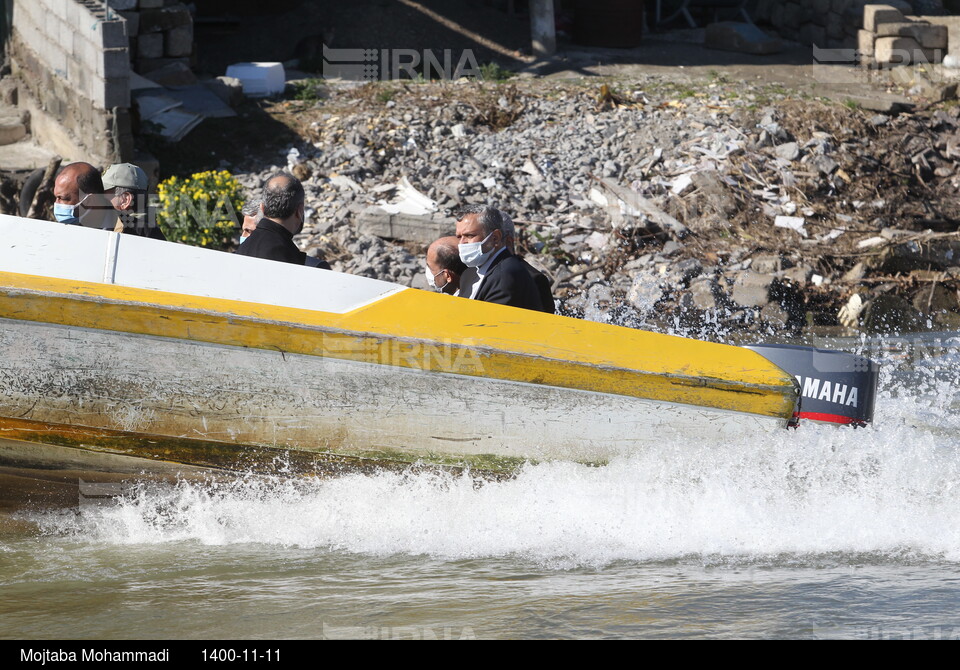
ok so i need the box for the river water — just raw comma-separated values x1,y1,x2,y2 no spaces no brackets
1,333,959,640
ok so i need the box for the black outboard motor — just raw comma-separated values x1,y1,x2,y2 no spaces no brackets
745,344,880,427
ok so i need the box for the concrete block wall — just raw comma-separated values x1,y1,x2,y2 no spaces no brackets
108,0,194,74
9,0,133,163
752,0,944,49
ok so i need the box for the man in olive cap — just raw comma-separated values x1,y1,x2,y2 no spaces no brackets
102,163,165,240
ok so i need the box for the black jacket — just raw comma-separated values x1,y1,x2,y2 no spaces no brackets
520,258,555,314
460,249,544,312
235,218,306,265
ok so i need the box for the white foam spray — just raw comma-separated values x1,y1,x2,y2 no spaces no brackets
31,356,960,567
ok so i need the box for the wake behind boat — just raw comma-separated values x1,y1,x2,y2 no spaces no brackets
0,216,874,491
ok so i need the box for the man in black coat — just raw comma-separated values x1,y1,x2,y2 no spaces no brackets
499,209,555,314
236,172,329,268
456,206,543,312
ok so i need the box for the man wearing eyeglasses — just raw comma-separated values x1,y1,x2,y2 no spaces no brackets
102,163,166,240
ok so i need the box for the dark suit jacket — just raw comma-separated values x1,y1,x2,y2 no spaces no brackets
520,258,555,314
235,218,306,265
460,249,543,312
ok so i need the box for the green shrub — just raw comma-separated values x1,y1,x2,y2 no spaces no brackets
157,170,244,250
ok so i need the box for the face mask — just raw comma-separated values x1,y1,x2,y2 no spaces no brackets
54,203,80,225
238,235,248,245
459,231,496,268
426,265,448,291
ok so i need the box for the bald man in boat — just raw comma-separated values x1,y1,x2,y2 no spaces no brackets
236,172,329,268
456,206,542,312
425,236,466,295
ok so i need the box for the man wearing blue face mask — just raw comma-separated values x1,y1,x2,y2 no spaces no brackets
52,162,110,227
456,205,542,312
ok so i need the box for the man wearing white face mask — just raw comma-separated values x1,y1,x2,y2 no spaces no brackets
425,236,465,296
456,205,542,312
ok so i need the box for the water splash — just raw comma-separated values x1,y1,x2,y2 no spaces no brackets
28,353,960,567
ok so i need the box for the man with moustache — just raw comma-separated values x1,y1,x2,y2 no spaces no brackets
456,205,542,312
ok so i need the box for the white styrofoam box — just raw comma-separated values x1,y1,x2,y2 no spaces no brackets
224,62,286,97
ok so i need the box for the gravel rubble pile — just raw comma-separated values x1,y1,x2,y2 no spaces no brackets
235,75,960,339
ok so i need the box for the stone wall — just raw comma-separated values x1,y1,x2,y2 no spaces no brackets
752,0,945,48
9,0,132,164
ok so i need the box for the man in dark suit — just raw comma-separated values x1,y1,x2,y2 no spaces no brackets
499,209,555,314
236,172,329,269
456,206,543,312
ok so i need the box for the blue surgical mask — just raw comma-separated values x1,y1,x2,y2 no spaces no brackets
54,202,80,225
459,231,496,268
238,235,248,245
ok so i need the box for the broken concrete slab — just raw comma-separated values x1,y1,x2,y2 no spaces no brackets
356,207,455,245
704,22,784,56
842,93,914,114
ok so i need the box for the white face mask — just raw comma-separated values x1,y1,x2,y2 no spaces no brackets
458,231,496,268
425,265,448,291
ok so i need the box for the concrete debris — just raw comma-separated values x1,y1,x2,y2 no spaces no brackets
217,74,960,338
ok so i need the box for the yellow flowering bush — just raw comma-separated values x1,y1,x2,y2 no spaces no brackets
156,170,244,250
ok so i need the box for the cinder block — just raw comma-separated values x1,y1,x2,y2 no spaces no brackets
137,32,163,59
72,32,97,71
875,21,948,49
859,29,876,57
41,40,68,75
59,15,75,51
99,48,130,78
46,0,67,19
140,5,192,33
99,20,128,49
864,5,905,33
117,11,140,36
88,75,106,108
70,55,88,90
874,35,937,64
45,13,64,46
106,0,140,10
165,24,193,57
920,16,960,53
63,0,79,27
104,77,130,109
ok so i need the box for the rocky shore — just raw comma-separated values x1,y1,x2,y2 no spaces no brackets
230,72,960,340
